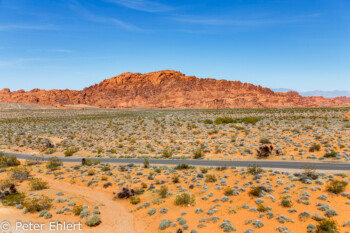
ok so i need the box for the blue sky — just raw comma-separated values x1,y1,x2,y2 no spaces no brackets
0,0,349,92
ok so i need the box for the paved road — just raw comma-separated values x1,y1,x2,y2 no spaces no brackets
4,152,350,171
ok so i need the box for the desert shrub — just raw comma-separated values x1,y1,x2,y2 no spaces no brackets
200,167,208,174
109,148,117,154
216,166,227,171
0,179,13,190
85,215,101,227
204,119,213,124
175,193,195,206
174,163,193,170
316,218,339,233
215,117,234,124
172,176,180,183
247,164,263,175
309,143,321,152
87,169,96,176
141,182,147,189
158,186,168,198
193,148,204,159
249,187,262,197
281,197,292,207
64,149,74,157
134,188,144,195
224,187,234,196
25,158,42,166
46,157,62,171
205,174,217,183
8,166,30,181
1,193,25,206
130,196,141,205
143,157,150,168
29,178,48,190
257,204,267,212
238,117,261,125
259,138,271,144
101,164,110,171
162,148,173,158
23,195,53,213
0,154,20,168
324,151,338,158
73,205,83,216
326,180,348,194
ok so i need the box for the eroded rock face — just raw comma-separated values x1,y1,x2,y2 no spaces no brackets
1,70,350,108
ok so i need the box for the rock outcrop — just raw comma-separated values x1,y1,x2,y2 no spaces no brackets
1,70,350,109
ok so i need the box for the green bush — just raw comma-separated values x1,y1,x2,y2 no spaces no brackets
29,178,48,190
73,205,84,216
193,148,205,159
162,148,173,158
249,187,262,197
205,174,217,183
215,117,234,124
259,138,271,144
0,154,20,168
247,164,263,175
1,193,25,206
223,187,234,196
158,186,168,198
324,151,338,158
203,119,213,124
257,204,267,212
281,197,292,207
316,218,339,233
327,180,348,194
130,196,141,205
46,157,62,171
23,195,53,213
172,176,180,183
143,157,150,168
174,193,195,206
8,166,30,181
174,163,193,170
64,149,74,157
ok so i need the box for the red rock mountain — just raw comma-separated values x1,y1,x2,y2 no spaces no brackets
1,70,350,109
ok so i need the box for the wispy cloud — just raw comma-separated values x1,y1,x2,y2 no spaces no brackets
69,0,142,31
0,58,48,67
170,13,321,27
103,0,173,13
0,24,54,31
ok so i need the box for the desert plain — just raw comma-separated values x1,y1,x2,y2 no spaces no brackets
1,107,350,233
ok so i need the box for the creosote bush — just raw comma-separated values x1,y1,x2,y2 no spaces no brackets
316,218,339,233
8,166,30,181
158,186,168,198
193,148,205,159
326,180,348,194
205,174,217,183
23,195,53,213
46,157,62,171
0,153,20,168
29,178,48,191
130,196,141,205
175,193,195,206
73,205,84,216
249,187,262,197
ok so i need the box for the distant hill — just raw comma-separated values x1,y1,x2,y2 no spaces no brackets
273,89,350,98
1,70,350,109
